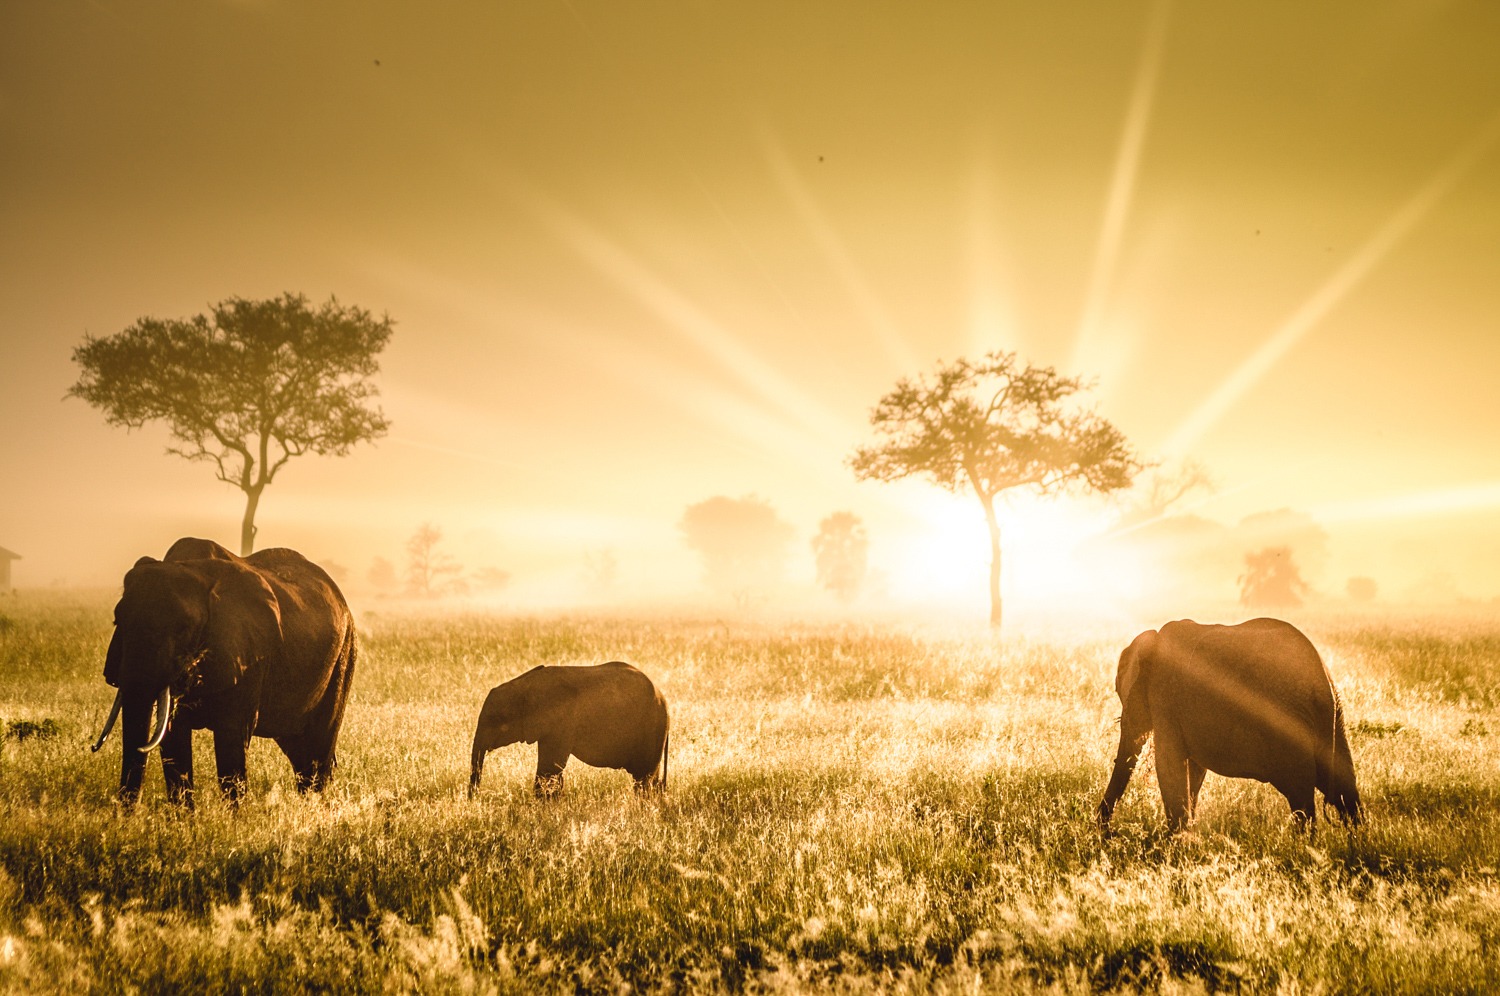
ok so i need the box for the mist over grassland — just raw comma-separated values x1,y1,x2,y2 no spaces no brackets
2,591,1499,992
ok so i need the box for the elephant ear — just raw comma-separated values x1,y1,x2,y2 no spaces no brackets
103,626,123,686
201,562,283,691
515,668,575,745
105,557,161,685
1117,630,1158,706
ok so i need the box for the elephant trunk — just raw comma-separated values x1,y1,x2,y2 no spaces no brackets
118,687,155,807
1098,705,1151,833
469,737,488,799
116,685,171,807
1329,704,1363,826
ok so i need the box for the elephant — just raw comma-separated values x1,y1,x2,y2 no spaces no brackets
469,661,669,798
1098,617,1361,834
92,537,358,809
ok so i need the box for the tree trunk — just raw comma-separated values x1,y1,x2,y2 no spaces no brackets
982,498,1003,629
240,484,263,556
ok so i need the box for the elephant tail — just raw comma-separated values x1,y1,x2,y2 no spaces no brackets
661,729,669,791
1327,695,1362,826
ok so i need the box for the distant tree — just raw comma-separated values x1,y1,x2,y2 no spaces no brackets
405,523,463,598
368,556,399,594
1119,459,1215,528
69,293,393,555
679,496,795,608
1346,576,1378,603
583,548,619,595
471,566,512,592
1239,546,1309,608
320,559,350,587
850,351,1142,628
1235,509,1330,586
811,511,869,603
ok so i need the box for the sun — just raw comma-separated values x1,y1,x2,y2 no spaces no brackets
887,489,1137,612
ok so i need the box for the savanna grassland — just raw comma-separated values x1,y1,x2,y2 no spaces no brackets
2,592,1499,993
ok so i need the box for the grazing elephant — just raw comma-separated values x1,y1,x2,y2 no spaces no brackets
1098,617,1361,833
469,661,669,798
92,537,358,809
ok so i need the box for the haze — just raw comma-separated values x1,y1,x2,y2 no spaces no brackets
3,2,1499,618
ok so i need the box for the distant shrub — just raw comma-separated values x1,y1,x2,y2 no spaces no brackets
5,718,60,742
1351,719,1405,739
1346,576,1378,602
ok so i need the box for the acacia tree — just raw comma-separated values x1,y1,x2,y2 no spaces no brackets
405,523,464,598
1239,546,1309,608
679,495,794,608
811,511,869,603
850,351,1142,628
69,293,393,555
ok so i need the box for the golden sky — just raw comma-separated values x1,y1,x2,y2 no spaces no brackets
3,2,1499,614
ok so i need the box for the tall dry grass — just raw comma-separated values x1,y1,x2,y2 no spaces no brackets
2,592,1498,992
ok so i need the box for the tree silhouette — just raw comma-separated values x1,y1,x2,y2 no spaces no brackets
405,523,464,597
583,548,619,595
679,496,794,608
811,511,869,603
368,556,399,594
69,293,392,554
1239,546,1310,608
850,351,1141,628
1346,576,1378,603
471,566,512,592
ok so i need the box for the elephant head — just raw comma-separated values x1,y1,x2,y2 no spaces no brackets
468,669,544,797
1097,629,1158,832
93,555,283,805
1115,629,1157,734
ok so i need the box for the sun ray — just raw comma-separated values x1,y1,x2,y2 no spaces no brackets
1310,481,1500,525
388,436,529,471
508,181,857,449
1161,106,1500,458
757,124,920,372
964,132,1023,357
1069,0,1172,380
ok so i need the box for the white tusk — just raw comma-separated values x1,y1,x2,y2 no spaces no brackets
91,689,124,753
139,686,172,754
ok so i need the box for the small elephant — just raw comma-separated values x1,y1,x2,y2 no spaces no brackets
469,661,669,798
1098,617,1361,833
92,537,358,809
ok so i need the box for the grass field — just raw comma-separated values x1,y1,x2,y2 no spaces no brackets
2,591,1499,993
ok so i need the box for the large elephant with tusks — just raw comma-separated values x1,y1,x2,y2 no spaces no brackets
93,537,358,808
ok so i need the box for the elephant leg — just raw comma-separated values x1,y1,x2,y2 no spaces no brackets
278,733,335,794
1187,759,1207,821
214,730,251,807
1153,727,1193,831
280,630,354,795
160,721,195,810
632,766,664,795
1276,761,1318,833
534,741,569,799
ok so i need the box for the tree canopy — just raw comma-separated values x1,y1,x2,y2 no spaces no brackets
1239,546,1310,608
811,511,869,603
69,293,393,554
850,350,1141,627
679,495,795,608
